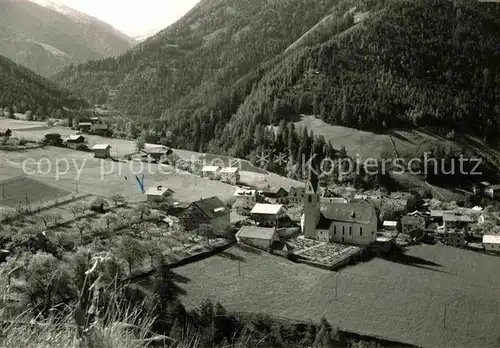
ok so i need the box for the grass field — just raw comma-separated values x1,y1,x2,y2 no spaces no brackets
175,244,500,348
0,147,237,205
0,176,70,207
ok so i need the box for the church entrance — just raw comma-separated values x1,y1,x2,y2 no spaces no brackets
342,237,345,243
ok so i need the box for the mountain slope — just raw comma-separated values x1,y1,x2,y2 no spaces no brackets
0,54,87,117
54,0,500,158
0,0,135,77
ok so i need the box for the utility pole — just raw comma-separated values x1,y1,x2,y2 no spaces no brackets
1,183,4,198
238,260,241,276
76,180,79,194
25,194,31,213
335,274,338,301
443,303,446,330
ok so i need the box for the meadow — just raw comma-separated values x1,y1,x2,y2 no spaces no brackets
175,243,500,348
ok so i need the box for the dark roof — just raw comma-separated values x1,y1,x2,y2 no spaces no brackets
320,203,376,224
261,186,288,195
317,213,333,229
192,196,229,219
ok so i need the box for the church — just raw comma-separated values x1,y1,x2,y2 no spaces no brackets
300,169,378,246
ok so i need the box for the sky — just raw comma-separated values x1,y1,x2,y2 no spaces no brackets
59,0,200,38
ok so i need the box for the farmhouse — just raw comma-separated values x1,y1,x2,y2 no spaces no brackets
92,144,111,158
233,189,257,207
146,185,174,204
181,196,231,237
442,212,472,234
44,133,63,146
219,167,240,185
65,134,85,144
78,122,92,132
250,203,287,227
383,221,398,231
260,186,288,203
482,234,500,253
201,166,221,180
288,186,305,204
91,123,112,136
389,192,417,211
478,212,498,226
235,226,279,250
89,117,100,124
301,171,377,245
401,215,426,234
485,185,500,200
435,230,466,248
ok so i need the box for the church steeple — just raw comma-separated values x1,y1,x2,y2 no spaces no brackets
305,165,319,195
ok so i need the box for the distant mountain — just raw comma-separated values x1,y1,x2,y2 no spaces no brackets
54,0,500,158
0,0,135,77
0,54,87,118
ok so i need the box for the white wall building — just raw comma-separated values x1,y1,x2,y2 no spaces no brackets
483,234,500,252
201,166,221,180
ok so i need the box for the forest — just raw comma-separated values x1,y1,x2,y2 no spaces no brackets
0,55,87,118
53,0,500,166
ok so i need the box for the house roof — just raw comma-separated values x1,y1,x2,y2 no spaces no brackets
488,184,500,190
220,167,239,174
251,203,284,215
320,203,376,224
192,196,229,219
66,135,84,141
78,122,92,126
201,166,221,172
92,144,111,150
236,226,277,240
383,221,398,227
260,186,288,195
401,215,424,225
146,185,173,196
483,234,500,244
443,212,473,222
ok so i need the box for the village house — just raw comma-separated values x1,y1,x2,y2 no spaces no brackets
260,186,288,204
235,226,280,251
250,203,287,227
389,192,417,211
383,221,398,231
482,234,500,253
287,186,305,204
485,185,500,200
91,123,113,137
146,185,174,204
442,212,472,235
220,167,240,185
91,144,111,159
473,181,491,196
301,172,377,245
233,189,258,207
201,166,221,180
78,122,93,132
65,134,85,144
401,215,426,234
435,230,466,248
89,116,100,124
181,196,231,237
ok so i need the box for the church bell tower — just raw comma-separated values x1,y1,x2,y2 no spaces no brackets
302,166,321,238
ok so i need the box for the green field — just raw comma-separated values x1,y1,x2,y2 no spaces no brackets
175,244,500,348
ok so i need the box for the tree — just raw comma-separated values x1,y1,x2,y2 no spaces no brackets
115,236,145,275
75,221,91,242
69,203,85,219
134,205,151,222
110,194,125,207
144,240,163,268
37,213,53,228
313,317,339,348
52,213,63,226
136,135,146,151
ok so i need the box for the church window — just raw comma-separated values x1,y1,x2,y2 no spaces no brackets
342,226,345,235
308,195,312,203
360,227,363,236
349,226,352,235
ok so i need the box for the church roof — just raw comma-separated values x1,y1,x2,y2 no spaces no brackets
320,203,376,224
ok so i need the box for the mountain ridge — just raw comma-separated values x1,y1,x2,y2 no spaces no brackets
0,0,135,77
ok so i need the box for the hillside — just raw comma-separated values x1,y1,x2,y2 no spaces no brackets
0,55,87,116
0,0,135,77
54,0,500,163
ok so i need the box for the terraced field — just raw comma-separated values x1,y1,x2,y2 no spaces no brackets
175,244,500,348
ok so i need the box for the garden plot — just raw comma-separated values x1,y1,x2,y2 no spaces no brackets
0,176,70,208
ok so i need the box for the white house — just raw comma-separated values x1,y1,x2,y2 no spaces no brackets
65,134,85,144
146,185,174,204
236,226,279,250
233,189,257,207
485,185,500,200
91,144,111,158
220,167,240,185
301,170,377,245
250,203,287,227
483,234,500,253
383,221,398,231
201,166,221,180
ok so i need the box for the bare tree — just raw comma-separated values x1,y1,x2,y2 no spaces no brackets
75,221,91,242
134,205,151,222
110,194,125,207
144,240,163,268
38,214,53,228
52,213,63,226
